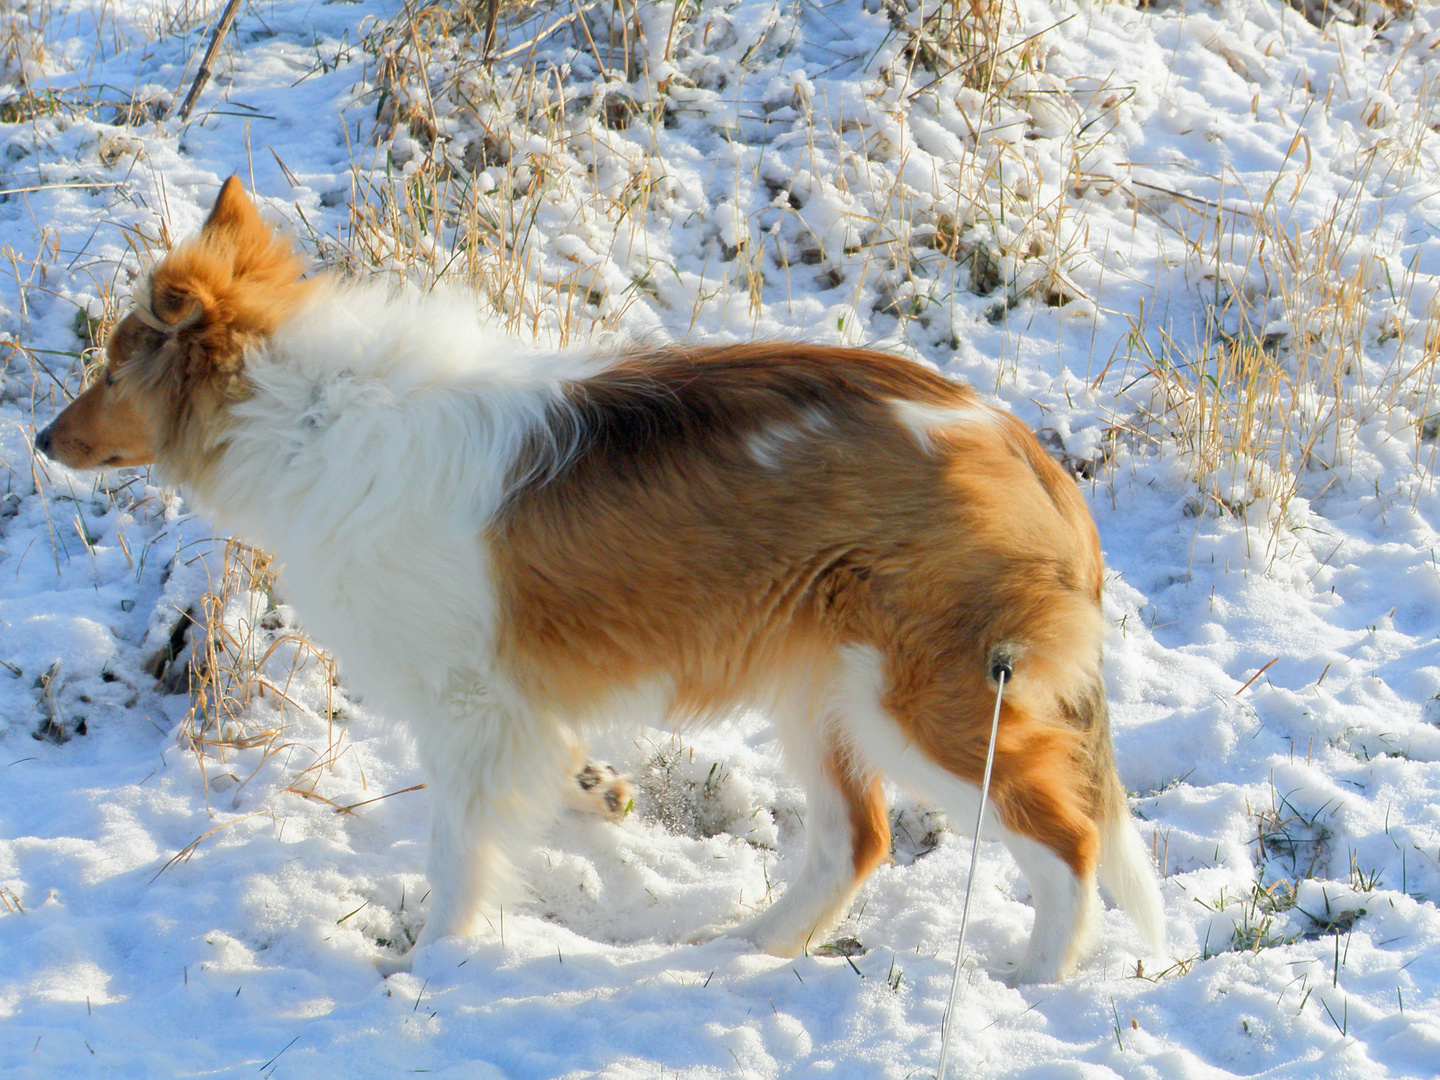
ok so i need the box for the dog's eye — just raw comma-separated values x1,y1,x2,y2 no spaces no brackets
103,368,118,388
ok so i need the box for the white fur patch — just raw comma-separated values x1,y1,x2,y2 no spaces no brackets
723,685,859,956
745,406,832,469
890,398,996,454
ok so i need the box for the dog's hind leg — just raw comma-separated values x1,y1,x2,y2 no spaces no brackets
723,705,890,957
834,644,1101,983
920,732,1100,982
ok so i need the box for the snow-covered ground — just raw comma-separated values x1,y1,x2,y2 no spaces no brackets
3,0,1440,1075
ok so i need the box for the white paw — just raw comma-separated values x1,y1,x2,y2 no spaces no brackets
1004,954,1069,985
374,949,415,978
680,922,728,947
713,915,817,958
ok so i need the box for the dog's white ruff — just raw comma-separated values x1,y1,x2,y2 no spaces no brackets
178,286,618,963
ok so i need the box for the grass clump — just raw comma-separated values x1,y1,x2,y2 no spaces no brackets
168,540,360,814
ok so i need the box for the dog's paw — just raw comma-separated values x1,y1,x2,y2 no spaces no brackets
567,761,633,821
979,957,1021,987
375,950,415,978
998,955,1068,986
680,922,728,947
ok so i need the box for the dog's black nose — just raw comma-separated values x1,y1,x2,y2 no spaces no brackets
34,425,53,458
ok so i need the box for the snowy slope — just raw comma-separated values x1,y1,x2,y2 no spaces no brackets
2,0,1440,1076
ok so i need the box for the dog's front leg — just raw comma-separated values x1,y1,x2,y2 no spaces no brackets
377,693,561,976
376,781,498,977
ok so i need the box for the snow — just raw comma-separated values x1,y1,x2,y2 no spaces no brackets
3,0,1440,1075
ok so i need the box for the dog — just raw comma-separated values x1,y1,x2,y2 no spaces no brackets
36,177,1164,982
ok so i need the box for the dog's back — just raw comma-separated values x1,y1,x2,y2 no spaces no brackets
488,341,1160,978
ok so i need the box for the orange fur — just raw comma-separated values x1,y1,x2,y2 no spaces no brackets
827,742,891,881
491,344,1113,886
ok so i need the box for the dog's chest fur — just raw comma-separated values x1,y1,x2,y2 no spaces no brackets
186,288,599,716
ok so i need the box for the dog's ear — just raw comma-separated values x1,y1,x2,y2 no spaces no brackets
203,175,264,239
199,175,294,283
137,177,311,376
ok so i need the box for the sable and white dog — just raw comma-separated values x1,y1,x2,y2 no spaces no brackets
37,178,1164,982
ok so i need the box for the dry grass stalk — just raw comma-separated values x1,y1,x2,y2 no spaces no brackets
150,810,278,881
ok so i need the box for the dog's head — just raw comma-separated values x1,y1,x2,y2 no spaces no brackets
35,177,311,477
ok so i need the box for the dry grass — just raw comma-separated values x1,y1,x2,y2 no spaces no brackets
331,0,693,344
167,539,365,814
132,0,231,45
1117,137,1440,554
335,0,1119,358
890,0,1011,93
1277,0,1413,30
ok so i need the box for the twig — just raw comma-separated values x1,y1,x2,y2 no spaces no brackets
0,182,125,197
173,0,245,122
483,0,501,55
337,782,428,814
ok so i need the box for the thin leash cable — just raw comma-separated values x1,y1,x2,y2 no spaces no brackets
936,664,1007,1080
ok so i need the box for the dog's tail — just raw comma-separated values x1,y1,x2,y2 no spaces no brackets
1092,704,1166,953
